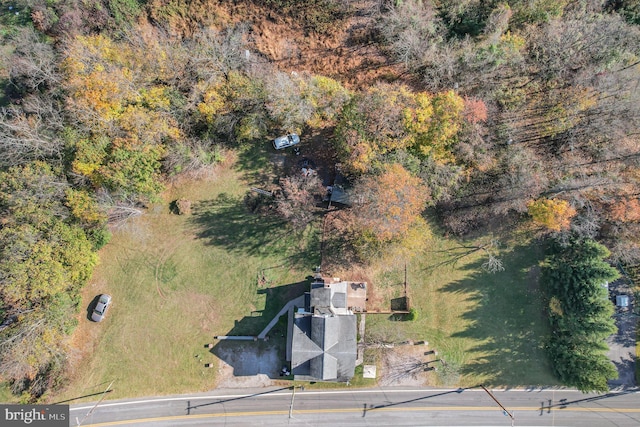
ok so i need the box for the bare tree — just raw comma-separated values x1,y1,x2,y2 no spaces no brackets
0,106,64,167
96,189,145,228
264,71,314,133
9,27,61,93
162,137,224,176
482,3,512,44
0,309,70,399
189,25,250,84
275,173,324,230
377,0,444,70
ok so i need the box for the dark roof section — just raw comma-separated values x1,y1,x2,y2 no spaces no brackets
329,184,351,206
310,287,332,310
291,314,357,381
289,275,364,382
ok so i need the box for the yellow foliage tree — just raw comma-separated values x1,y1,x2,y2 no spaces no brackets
527,198,577,231
337,86,465,171
65,188,107,225
62,33,182,198
198,83,225,122
302,75,352,127
335,83,415,174
197,70,267,140
406,90,465,163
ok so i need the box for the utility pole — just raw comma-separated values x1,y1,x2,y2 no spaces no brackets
404,262,409,310
289,386,297,419
76,380,114,426
404,262,407,296
480,385,515,426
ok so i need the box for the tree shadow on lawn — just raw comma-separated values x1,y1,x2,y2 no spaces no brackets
209,279,310,378
190,193,321,269
235,142,282,186
235,131,340,189
441,244,559,387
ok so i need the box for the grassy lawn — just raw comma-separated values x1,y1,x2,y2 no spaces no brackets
364,228,559,388
55,146,320,402
52,145,557,403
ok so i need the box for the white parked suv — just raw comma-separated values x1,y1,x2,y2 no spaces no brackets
273,134,300,150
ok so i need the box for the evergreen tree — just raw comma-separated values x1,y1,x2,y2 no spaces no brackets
542,237,619,392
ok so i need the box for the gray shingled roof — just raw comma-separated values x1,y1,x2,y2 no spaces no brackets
310,287,332,309
291,314,357,381
310,282,350,315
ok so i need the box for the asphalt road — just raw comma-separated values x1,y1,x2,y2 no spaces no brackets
70,387,640,427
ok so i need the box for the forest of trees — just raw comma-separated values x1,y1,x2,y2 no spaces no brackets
1,0,639,398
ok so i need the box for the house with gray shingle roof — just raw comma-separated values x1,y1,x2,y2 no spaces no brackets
288,275,366,382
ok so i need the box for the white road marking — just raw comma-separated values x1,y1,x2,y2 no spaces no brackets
70,388,632,411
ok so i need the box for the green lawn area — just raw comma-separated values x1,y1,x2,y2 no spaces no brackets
52,145,556,403
364,229,559,388
54,146,320,402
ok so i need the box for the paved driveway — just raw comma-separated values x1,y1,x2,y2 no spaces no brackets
607,312,637,389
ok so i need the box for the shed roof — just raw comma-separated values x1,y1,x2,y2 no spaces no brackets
310,281,350,315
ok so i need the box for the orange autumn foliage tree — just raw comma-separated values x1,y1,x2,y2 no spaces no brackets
463,97,488,124
527,198,577,231
351,163,431,243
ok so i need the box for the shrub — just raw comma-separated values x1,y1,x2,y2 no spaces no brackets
175,198,192,215
108,0,144,27
87,227,112,250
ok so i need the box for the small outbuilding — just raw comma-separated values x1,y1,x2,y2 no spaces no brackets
616,294,630,308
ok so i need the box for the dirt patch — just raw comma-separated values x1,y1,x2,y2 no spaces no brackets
377,343,436,387
286,127,339,186
329,264,373,284
218,0,402,88
363,282,389,312
65,280,109,379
